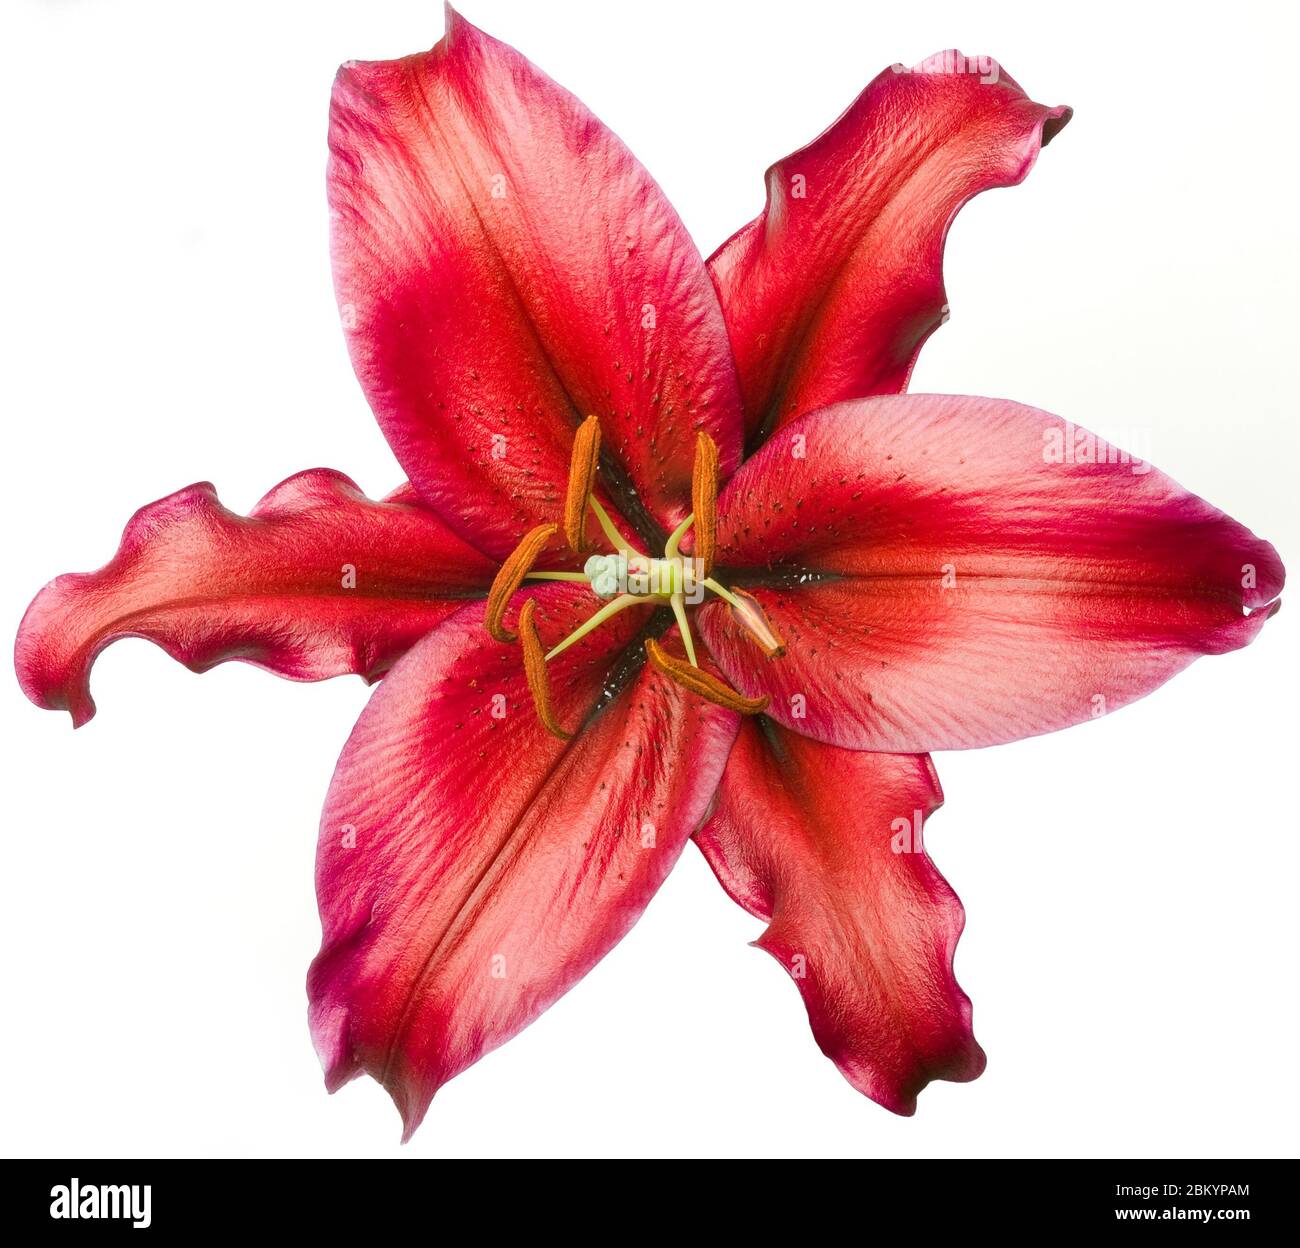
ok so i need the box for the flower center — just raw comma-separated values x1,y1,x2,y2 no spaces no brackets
584,553,692,600
485,417,783,737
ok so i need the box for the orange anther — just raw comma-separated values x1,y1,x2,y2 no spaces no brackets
644,638,767,715
485,523,557,643
519,598,571,740
691,431,719,575
563,415,602,552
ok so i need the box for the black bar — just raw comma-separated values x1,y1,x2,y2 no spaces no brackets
1,1160,1285,1233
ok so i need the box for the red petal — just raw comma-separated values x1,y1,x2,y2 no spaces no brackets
698,395,1283,750
330,6,743,556
695,722,982,1112
708,53,1070,444
15,469,494,726
308,586,739,1139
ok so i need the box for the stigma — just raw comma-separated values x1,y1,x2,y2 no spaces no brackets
583,553,696,600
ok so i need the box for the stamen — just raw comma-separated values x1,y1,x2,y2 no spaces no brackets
589,496,639,556
491,423,782,729
562,415,602,552
486,522,557,643
705,581,785,657
518,598,571,740
644,638,768,714
663,511,694,560
545,593,642,662
691,431,719,575
668,593,698,667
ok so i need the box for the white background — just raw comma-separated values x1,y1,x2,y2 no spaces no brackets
2,0,1296,1159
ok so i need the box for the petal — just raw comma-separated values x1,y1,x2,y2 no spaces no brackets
15,469,494,726
708,52,1070,445
330,6,743,557
308,586,739,1139
698,395,1283,750
695,721,982,1112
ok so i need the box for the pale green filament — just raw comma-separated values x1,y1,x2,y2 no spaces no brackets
669,593,697,667
544,593,641,662
701,577,744,609
664,511,695,560
589,497,641,557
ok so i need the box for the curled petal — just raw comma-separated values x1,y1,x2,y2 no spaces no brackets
695,722,983,1112
15,470,494,726
699,395,1283,751
330,6,743,555
709,53,1070,444
309,587,739,1138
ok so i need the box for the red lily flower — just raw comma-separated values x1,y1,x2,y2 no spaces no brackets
15,8,1282,1140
